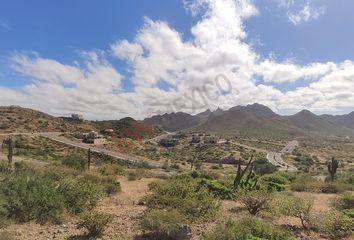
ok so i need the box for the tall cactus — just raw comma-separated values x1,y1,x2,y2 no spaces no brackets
327,157,338,182
234,155,254,188
7,137,13,164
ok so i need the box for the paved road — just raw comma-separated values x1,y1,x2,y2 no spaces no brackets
146,131,173,144
1,132,163,168
281,140,299,154
40,133,163,168
266,140,298,171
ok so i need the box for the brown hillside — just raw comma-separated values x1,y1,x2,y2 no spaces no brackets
0,106,96,133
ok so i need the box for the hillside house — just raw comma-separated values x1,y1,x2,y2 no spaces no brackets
71,114,84,121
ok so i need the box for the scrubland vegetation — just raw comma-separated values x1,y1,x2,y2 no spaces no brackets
0,133,353,240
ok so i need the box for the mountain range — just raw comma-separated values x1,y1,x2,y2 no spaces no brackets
1,104,353,138
144,103,354,138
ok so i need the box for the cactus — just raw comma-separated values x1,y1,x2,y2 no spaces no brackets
7,137,13,164
239,165,259,191
327,157,338,181
87,148,91,170
234,155,254,188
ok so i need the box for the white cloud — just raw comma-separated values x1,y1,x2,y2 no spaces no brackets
1,0,353,119
287,3,325,25
255,60,335,83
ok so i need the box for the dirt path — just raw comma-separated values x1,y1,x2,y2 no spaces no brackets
0,177,157,240
96,177,158,239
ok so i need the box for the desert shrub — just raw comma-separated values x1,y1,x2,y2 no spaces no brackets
0,198,13,228
58,180,105,214
13,138,28,149
100,176,121,195
200,170,220,180
253,158,278,175
144,176,219,221
61,154,87,171
1,169,65,223
238,191,272,215
273,193,313,229
99,164,125,176
189,170,202,179
259,173,289,192
320,182,346,194
77,211,112,238
339,172,354,185
332,193,354,214
311,211,353,240
0,162,12,175
293,155,314,172
206,217,295,240
0,232,15,240
80,173,121,195
141,209,188,236
290,174,322,192
127,169,146,181
198,179,235,199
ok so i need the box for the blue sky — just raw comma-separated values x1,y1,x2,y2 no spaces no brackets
0,0,353,119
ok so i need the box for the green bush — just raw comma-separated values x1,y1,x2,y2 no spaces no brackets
332,193,354,215
206,217,295,240
259,173,289,192
290,174,322,192
0,162,12,175
272,193,313,229
144,176,219,221
1,169,65,223
58,179,105,214
141,209,188,235
80,173,121,195
99,164,125,176
312,211,353,240
100,176,121,195
199,179,235,200
77,211,112,238
61,154,87,171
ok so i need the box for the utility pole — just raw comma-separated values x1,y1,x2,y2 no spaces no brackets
7,137,13,164
87,148,91,170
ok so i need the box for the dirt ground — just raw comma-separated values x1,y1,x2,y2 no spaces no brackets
0,177,157,240
0,176,343,240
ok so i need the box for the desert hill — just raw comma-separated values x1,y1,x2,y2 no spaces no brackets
96,117,158,140
0,106,95,133
322,111,354,130
283,110,352,136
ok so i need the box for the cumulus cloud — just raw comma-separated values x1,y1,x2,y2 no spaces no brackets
255,60,335,83
1,0,353,119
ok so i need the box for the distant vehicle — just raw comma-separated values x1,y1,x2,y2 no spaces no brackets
159,138,179,147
